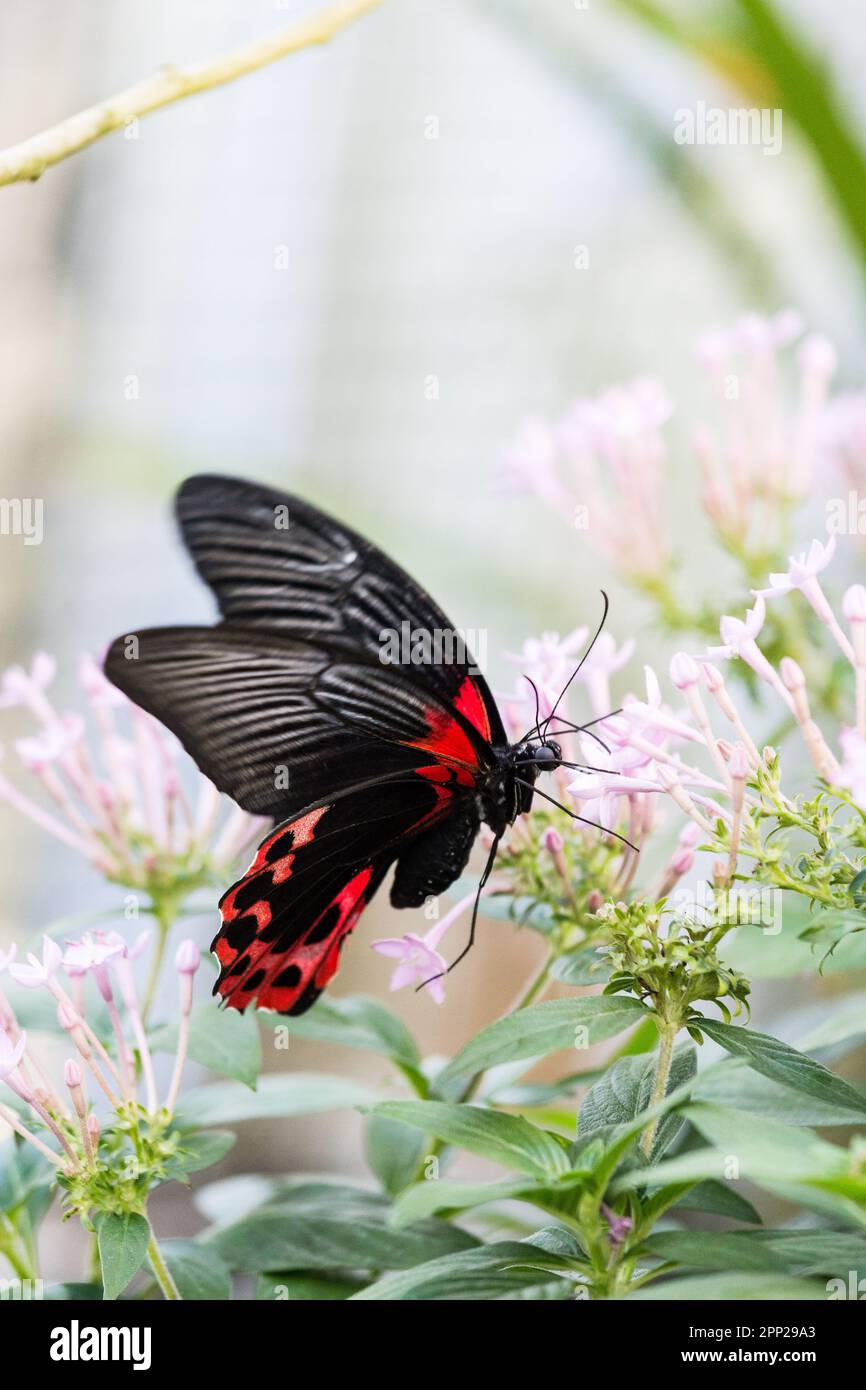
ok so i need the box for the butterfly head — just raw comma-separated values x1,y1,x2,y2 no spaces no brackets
512,738,563,775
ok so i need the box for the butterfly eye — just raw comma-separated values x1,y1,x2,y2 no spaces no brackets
534,743,561,769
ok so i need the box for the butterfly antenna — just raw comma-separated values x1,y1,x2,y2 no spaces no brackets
514,776,637,852
416,834,501,992
517,676,545,744
540,591,610,740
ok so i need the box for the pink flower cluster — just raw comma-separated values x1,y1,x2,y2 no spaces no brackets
561,542,866,885
501,310,839,581
0,930,199,1167
0,653,267,887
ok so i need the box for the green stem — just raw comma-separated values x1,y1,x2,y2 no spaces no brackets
141,900,178,1025
0,1218,34,1282
147,1233,181,1301
639,1020,677,1159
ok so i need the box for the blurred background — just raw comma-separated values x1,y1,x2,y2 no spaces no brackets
1,0,866,1272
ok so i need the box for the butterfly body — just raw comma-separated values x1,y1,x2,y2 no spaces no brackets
104,476,566,1015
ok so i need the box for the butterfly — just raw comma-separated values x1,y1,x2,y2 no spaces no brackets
104,475,611,1015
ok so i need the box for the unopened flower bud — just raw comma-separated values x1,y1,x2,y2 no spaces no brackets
701,662,724,693
542,827,564,854
63,1058,83,1089
729,744,750,781
780,657,806,692
175,939,201,976
670,845,695,876
843,585,866,624
670,652,699,690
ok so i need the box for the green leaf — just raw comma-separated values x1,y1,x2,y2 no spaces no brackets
615,1014,663,1057
722,900,866,979
371,1101,571,1180
646,1229,866,1279
45,1283,103,1300
391,1177,539,1227
700,1020,866,1118
0,1139,54,1219
550,945,611,986
159,1239,232,1300
616,1105,850,1194
694,1058,866,1126
176,1073,380,1127
484,1071,601,1107
363,1114,427,1198
256,1272,362,1300
438,996,646,1088
350,1241,575,1299
95,1211,151,1301
673,1180,761,1226
150,1004,261,1088
211,1184,477,1273
579,1045,696,1158
162,1130,236,1178
258,994,419,1067
194,1175,277,1228
628,1272,828,1301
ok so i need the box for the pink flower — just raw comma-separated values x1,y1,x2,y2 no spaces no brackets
499,417,564,507
505,626,589,720
63,933,125,974
710,596,766,660
573,633,635,718
372,931,449,1005
757,537,836,600
0,1028,26,1080
95,928,150,962
756,538,854,664
8,937,62,988
372,890,486,1005
0,653,56,711
15,715,84,771
0,944,16,974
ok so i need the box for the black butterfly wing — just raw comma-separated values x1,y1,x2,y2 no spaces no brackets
103,474,509,1013
105,475,507,818
213,778,462,1014
104,624,492,819
175,473,507,747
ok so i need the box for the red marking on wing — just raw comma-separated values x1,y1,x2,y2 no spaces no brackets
454,675,494,743
211,778,459,1015
249,864,377,1014
400,701,483,786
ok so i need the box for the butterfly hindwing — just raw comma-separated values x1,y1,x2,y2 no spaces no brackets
213,776,464,1013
